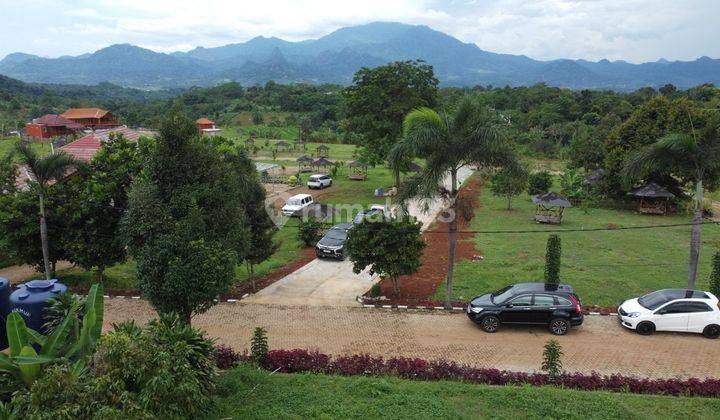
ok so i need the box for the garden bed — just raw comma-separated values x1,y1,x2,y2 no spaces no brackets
362,175,482,306
227,348,720,398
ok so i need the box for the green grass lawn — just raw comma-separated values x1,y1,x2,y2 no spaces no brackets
438,180,720,306
0,136,53,161
242,138,361,161
211,364,720,419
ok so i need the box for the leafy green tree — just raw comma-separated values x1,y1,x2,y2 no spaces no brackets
0,155,16,195
0,186,72,274
345,218,426,296
122,115,252,324
397,97,518,308
544,234,561,284
343,60,438,164
65,134,142,280
13,143,80,279
710,251,720,298
241,176,278,292
298,219,323,247
559,169,586,202
490,165,529,210
252,108,264,125
602,97,697,197
528,171,553,196
623,113,720,290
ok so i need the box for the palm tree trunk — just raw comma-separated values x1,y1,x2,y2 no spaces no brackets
687,179,703,290
445,169,458,310
38,191,52,280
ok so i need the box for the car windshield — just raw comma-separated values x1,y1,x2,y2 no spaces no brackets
638,290,675,310
325,229,347,240
491,286,515,304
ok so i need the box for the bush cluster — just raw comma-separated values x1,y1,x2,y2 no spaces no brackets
214,344,244,370
7,314,217,418
263,349,720,398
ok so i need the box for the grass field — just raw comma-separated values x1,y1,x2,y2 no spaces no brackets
0,136,53,161
437,179,720,306
211,364,720,419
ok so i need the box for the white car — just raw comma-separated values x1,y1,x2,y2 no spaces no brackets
618,289,720,338
307,174,332,189
281,194,314,217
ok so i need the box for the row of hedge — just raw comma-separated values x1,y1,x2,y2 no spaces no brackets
252,348,720,398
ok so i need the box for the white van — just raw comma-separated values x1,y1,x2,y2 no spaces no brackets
282,194,314,216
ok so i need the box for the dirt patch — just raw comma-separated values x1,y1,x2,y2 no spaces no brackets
365,175,483,306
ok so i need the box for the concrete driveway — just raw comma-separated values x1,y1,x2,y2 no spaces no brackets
245,166,475,306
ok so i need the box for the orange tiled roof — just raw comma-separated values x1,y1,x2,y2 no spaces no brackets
60,126,155,161
31,114,84,129
61,108,110,119
196,117,214,125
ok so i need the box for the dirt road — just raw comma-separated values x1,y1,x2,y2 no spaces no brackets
105,299,720,379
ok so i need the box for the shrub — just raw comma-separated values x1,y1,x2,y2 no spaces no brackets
711,251,720,298
544,234,561,284
298,219,324,246
369,283,382,297
42,293,86,334
528,171,553,196
260,348,720,397
215,344,243,370
251,327,269,365
541,340,563,380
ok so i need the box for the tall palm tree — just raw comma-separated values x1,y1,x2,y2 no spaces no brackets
623,115,720,290
395,98,518,309
14,142,80,280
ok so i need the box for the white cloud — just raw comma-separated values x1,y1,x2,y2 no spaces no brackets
1,0,718,62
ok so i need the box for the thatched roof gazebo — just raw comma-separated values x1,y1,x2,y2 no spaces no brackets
632,182,675,215
316,144,330,158
532,192,572,224
275,140,292,152
297,155,314,173
313,157,333,171
348,160,368,180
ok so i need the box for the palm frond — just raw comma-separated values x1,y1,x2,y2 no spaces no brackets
387,140,413,173
622,134,692,185
403,107,448,156
14,142,82,188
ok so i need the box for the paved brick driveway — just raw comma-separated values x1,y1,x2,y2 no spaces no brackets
104,299,720,379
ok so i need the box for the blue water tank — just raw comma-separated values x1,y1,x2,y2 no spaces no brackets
0,278,10,349
9,279,67,333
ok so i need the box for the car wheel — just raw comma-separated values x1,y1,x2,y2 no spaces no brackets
703,324,720,339
549,318,570,335
636,321,655,336
479,315,500,333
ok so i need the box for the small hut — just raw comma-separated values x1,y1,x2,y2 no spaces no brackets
297,155,314,173
532,192,572,224
632,182,675,215
275,140,291,153
316,144,330,158
348,160,368,180
313,157,333,172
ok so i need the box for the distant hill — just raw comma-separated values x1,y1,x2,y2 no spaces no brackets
2,22,719,90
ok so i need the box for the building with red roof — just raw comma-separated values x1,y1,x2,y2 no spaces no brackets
61,108,118,129
60,126,155,162
25,114,84,139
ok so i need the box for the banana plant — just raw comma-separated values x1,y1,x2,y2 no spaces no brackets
0,284,104,387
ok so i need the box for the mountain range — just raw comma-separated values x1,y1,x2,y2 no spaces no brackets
1,22,719,90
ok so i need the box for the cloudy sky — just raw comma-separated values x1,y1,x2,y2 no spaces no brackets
1,0,718,63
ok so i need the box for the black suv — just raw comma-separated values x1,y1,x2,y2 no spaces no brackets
467,283,584,335
315,223,352,260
